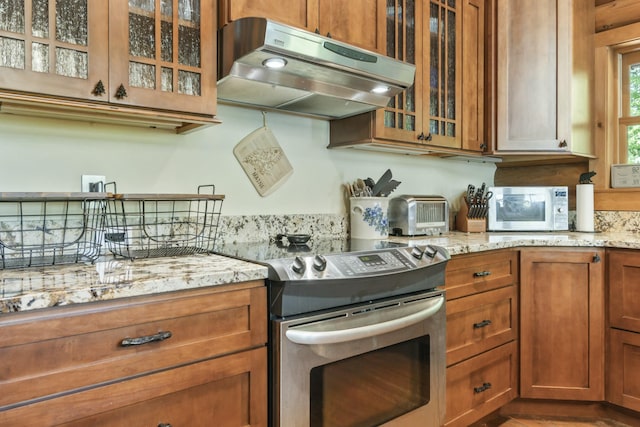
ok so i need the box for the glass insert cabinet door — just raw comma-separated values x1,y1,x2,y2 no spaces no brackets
109,0,216,114
0,0,108,99
0,0,216,116
377,0,460,149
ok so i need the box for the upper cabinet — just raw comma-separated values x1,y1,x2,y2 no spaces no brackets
218,0,382,53
0,0,218,133
328,0,487,157
493,0,595,157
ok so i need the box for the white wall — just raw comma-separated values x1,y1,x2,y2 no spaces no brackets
0,104,496,215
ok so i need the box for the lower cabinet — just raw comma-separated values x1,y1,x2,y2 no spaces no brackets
607,249,640,412
520,248,605,401
444,250,519,427
608,329,640,412
446,341,518,427
0,281,268,426
5,347,267,427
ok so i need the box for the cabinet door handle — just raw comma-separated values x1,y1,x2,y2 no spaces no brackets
120,331,172,347
473,270,491,277
92,80,105,96
593,253,601,263
473,382,492,393
115,84,128,99
473,319,492,329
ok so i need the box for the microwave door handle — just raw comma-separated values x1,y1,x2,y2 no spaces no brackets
285,296,444,345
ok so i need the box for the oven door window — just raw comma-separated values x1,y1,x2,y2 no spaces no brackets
309,336,430,427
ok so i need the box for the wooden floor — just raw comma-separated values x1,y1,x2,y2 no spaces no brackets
471,414,637,427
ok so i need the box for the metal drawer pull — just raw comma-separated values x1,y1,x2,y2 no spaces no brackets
473,271,491,277
158,424,172,427
120,331,172,347
473,382,492,394
473,319,492,329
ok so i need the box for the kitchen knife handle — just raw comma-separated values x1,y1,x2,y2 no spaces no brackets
120,331,172,347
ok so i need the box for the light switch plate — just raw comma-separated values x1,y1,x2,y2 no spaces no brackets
81,175,106,192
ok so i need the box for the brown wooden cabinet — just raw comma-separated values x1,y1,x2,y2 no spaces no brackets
218,0,382,53
328,0,487,157
444,249,519,427
493,0,594,157
0,281,267,426
607,249,640,412
520,248,604,401
0,0,218,132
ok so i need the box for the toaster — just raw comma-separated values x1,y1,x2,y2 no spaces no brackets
388,195,449,236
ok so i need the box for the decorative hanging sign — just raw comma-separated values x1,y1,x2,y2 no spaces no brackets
233,114,293,197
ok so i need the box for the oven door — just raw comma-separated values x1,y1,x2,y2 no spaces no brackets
272,290,446,427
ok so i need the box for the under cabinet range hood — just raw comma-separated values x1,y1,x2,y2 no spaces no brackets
217,17,416,119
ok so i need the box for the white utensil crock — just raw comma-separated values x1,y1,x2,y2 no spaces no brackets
349,197,390,239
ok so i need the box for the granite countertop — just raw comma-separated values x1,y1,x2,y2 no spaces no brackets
2,230,639,314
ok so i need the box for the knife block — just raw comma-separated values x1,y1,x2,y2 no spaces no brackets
456,196,486,233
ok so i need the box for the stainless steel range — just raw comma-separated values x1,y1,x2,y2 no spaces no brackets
215,237,449,427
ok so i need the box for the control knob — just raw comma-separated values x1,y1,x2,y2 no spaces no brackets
313,255,327,271
424,245,438,258
291,256,306,274
411,246,425,260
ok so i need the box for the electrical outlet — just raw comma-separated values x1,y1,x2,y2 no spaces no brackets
81,175,106,192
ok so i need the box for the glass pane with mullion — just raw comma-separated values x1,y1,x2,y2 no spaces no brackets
0,36,25,68
129,6,156,59
32,0,49,38
129,61,155,89
178,69,199,95
626,123,640,163
32,41,49,72
386,0,396,58
178,0,200,67
429,2,439,122
160,0,173,63
439,7,445,133
621,50,640,117
56,0,87,46
446,8,455,122
55,46,87,78
629,62,640,117
1,0,25,33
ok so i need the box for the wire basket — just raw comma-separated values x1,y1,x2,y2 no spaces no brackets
104,185,224,260
0,193,107,269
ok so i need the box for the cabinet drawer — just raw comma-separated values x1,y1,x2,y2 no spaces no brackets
0,346,267,427
608,249,640,333
446,250,518,300
446,286,518,366
445,341,518,427
607,328,640,412
0,281,266,410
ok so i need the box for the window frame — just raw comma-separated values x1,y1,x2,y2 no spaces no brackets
592,22,640,210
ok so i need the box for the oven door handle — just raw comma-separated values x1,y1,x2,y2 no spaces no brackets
285,295,444,345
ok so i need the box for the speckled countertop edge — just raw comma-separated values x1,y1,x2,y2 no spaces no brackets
0,254,268,314
2,231,639,314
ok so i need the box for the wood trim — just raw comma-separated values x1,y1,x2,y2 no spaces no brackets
595,188,640,210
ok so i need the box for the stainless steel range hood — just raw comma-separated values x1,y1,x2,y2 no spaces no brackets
217,17,416,120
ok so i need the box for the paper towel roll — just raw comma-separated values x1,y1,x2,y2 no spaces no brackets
576,184,594,232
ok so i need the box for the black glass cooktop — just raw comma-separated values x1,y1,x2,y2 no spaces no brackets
214,237,407,264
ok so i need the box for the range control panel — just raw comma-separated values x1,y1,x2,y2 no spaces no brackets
267,244,449,281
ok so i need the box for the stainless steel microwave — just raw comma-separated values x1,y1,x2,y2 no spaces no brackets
487,186,569,231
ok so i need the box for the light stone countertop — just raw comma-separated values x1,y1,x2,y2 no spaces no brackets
1,231,639,314
0,254,268,314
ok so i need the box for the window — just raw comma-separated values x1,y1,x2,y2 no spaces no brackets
620,50,640,163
